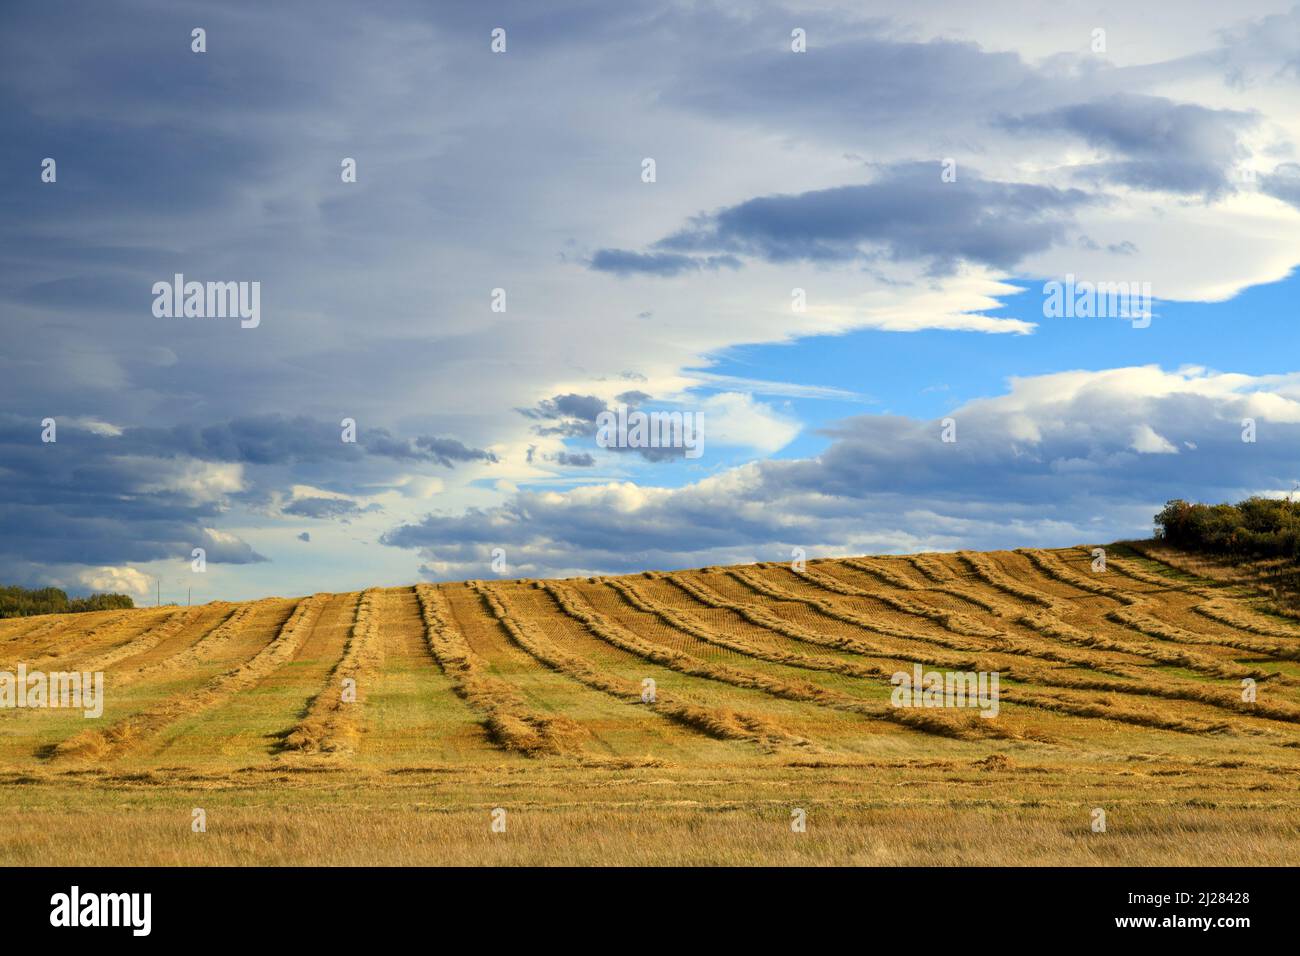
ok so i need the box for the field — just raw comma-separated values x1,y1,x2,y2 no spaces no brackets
2,543,1299,866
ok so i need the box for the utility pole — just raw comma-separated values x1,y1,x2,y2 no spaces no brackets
156,578,161,607
188,586,192,607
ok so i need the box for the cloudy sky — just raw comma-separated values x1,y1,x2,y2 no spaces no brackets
5,0,1300,602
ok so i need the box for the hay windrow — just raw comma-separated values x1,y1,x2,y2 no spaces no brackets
280,591,383,757
472,581,813,752
414,583,580,756
54,595,325,763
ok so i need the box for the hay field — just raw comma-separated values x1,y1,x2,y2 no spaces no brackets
2,543,1299,865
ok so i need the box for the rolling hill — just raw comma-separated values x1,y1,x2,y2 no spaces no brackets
2,543,1299,865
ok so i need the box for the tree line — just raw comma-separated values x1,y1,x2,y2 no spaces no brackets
1155,497,1300,560
0,586,135,619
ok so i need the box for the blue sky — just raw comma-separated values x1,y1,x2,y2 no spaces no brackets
690,269,1300,462
4,0,1300,601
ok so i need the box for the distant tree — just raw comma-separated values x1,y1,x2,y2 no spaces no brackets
0,585,134,618
1155,497,1300,560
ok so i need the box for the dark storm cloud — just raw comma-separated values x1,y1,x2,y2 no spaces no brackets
1261,163,1300,208
121,416,494,468
1000,94,1256,198
516,393,689,462
0,413,491,581
520,394,608,423
519,393,606,438
589,250,742,277
413,435,499,468
0,421,267,575
552,452,596,467
282,496,376,520
664,29,1045,139
594,163,1091,276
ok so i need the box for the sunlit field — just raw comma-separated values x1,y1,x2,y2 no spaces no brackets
3,543,1298,865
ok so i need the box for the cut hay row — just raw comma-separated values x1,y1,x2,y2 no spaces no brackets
472,581,810,751
1194,601,1300,641
131,601,266,680
948,553,1287,680
880,706,1015,741
722,565,1052,664
723,566,947,644
75,607,203,674
540,580,849,709
909,557,1009,612
280,590,382,756
1128,547,1300,624
53,595,325,763
1002,687,1236,735
667,572,1057,684
681,571,1143,703
832,556,1003,616
1091,551,1219,596
838,557,923,590
905,553,958,583
663,572,917,660
733,561,993,642
723,571,1274,731
606,576,890,680
4,616,71,645
547,580,1017,742
1015,608,1257,680
40,610,138,652
784,564,1004,639
958,552,1066,611
415,584,578,756
842,556,1003,616
1016,549,1141,605
0,609,143,671
1000,660,1300,724
1107,605,1300,664
1126,544,1251,587
733,563,1199,682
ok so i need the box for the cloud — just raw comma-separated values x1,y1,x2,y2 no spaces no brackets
282,496,375,520
595,163,1092,276
0,412,477,582
1001,94,1256,198
1261,162,1300,208
383,366,1300,578
195,528,267,564
412,435,499,468
664,29,1046,143
1130,424,1179,454
5,2,1300,597
590,250,742,277
518,390,795,462
126,417,495,469
76,565,151,597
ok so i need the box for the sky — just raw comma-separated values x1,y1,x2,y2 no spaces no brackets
4,0,1300,602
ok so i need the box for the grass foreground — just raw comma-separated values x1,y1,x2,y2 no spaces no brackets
2,543,1299,865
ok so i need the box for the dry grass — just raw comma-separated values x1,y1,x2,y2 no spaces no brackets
280,591,378,755
2,543,1299,865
